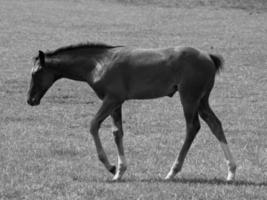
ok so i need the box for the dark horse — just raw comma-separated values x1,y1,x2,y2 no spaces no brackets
27,43,236,181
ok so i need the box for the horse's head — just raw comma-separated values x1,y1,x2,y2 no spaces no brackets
27,51,58,106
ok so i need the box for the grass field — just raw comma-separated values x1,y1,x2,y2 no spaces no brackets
0,0,266,199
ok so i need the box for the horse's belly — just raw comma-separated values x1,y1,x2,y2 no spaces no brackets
124,66,178,99
127,82,177,99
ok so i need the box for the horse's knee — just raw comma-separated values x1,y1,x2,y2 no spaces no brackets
192,113,201,130
112,120,123,137
90,119,100,135
188,120,200,132
112,123,120,134
194,117,201,132
186,117,201,140
195,122,201,133
199,106,210,122
113,129,123,144
199,110,208,121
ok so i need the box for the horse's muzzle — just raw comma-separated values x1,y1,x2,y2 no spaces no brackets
27,98,40,106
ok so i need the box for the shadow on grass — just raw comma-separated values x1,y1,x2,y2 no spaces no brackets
46,96,95,105
103,177,267,187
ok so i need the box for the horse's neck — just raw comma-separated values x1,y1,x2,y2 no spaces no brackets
49,50,111,84
47,55,92,82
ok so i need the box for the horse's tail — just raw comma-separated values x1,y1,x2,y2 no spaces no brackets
209,54,224,74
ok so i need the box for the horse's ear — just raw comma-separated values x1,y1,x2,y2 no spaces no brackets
38,50,45,66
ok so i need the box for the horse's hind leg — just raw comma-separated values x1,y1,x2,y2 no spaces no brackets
199,94,236,181
110,106,127,181
90,96,122,175
165,95,201,180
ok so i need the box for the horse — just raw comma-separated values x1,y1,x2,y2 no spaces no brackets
27,42,236,181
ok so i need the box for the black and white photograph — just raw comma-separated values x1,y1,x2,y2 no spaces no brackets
0,0,266,199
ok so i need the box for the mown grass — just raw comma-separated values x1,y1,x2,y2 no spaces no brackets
106,0,267,10
0,0,266,199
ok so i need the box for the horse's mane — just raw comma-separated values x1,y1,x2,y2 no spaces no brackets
47,42,121,55
33,42,123,62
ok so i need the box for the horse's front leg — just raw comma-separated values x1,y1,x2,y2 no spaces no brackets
111,106,127,181
90,96,121,175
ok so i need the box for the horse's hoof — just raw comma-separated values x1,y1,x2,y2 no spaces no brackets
164,172,175,180
112,165,127,181
226,165,236,182
226,173,235,182
112,175,122,181
109,165,116,175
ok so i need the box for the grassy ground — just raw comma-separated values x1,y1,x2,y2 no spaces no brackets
106,0,267,10
0,0,266,199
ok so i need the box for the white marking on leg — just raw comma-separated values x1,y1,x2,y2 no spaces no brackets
165,162,182,180
165,168,176,180
118,155,127,166
111,121,127,181
220,142,237,181
113,155,127,181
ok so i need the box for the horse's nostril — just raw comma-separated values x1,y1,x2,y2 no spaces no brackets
27,97,38,106
27,99,33,106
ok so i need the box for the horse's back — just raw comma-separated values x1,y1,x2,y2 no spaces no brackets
94,46,217,100
120,46,216,82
